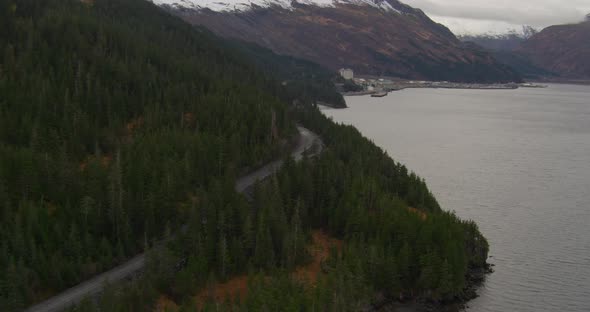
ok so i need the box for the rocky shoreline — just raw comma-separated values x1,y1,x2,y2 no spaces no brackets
366,264,494,312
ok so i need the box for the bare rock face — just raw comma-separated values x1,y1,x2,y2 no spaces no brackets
153,0,521,83
518,20,590,79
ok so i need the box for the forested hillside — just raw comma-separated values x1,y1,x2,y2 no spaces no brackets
0,0,293,309
69,107,489,312
226,41,347,108
0,0,489,311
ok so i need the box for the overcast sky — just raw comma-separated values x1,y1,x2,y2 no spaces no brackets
401,0,590,35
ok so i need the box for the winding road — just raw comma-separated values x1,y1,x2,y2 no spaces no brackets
235,126,322,192
24,126,322,312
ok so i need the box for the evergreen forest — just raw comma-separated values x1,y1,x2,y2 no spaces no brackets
0,0,489,311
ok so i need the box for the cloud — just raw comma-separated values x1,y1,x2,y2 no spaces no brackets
401,0,590,34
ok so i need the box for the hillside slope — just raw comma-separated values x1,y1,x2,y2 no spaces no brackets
155,0,522,83
0,0,293,309
458,29,557,80
227,40,347,107
517,20,590,79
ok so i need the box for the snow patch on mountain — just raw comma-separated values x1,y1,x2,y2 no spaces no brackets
151,0,401,13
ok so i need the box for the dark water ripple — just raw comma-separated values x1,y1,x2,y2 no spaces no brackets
325,84,590,312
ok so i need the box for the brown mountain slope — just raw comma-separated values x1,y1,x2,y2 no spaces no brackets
518,20,590,79
160,1,521,83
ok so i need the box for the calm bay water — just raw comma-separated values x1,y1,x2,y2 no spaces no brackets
324,84,590,312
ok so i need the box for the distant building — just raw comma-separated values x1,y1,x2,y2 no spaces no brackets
339,68,354,80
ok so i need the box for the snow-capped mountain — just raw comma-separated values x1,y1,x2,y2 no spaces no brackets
458,26,539,52
152,0,400,13
152,0,522,82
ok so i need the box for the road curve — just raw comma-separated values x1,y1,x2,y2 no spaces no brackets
235,126,322,193
24,126,321,312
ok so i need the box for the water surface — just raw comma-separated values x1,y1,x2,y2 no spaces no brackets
324,84,590,312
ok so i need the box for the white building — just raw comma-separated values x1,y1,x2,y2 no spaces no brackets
339,68,354,80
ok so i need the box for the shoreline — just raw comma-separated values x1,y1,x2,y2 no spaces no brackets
393,83,519,90
340,81,566,100
337,83,522,104
328,83,590,311
367,264,492,312
530,78,590,86
343,80,527,97
351,77,525,93
318,105,493,312
344,84,519,96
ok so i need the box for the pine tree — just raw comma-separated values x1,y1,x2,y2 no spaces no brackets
437,259,454,299
254,214,275,269
218,234,231,280
288,202,304,268
418,250,438,293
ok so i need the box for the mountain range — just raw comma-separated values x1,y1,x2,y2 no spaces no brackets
460,19,590,80
458,26,538,52
152,0,522,83
517,19,590,79
154,0,413,13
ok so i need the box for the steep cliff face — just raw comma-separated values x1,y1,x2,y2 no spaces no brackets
517,20,590,79
153,0,522,83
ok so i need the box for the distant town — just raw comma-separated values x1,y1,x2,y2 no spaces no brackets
337,68,546,97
